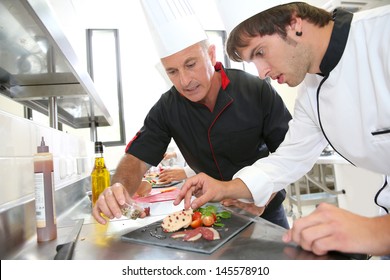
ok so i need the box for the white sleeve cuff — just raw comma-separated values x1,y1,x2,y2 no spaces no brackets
233,166,274,207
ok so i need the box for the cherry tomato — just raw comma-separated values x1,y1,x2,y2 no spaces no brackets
192,211,202,221
202,215,215,227
190,218,202,228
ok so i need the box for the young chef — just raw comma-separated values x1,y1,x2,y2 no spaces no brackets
92,0,292,228
175,0,390,257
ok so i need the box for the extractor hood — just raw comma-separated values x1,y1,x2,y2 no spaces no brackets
0,0,112,129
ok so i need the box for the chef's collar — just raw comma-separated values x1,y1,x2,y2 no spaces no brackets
215,62,230,90
319,9,353,76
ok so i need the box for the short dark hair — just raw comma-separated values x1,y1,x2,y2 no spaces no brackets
226,2,333,61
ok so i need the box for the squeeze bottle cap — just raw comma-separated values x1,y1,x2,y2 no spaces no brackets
37,137,49,153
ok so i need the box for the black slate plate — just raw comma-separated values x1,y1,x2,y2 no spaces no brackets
121,208,252,254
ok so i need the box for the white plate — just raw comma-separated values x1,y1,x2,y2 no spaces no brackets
153,180,182,188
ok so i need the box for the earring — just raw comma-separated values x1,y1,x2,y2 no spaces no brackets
296,31,303,36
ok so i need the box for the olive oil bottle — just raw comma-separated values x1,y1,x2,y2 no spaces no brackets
91,141,110,206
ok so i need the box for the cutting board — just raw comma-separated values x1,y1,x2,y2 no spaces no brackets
121,207,252,254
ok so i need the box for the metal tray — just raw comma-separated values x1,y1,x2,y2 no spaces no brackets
121,208,252,254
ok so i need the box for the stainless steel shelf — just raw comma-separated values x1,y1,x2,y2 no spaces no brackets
0,0,112,128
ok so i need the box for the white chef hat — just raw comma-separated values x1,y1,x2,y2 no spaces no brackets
215,0,292,35
141,0,208,58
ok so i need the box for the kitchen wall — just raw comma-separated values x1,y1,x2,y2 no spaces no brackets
0,109,93,208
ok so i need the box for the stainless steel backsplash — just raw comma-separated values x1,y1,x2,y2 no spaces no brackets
0,176,91,259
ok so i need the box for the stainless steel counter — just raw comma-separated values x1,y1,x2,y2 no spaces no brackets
6,196,349,260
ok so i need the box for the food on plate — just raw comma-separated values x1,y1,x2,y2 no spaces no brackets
142,177,157,187
190,211,203,228
202,215,215,227
144,172,159,180
200,227,220,240
170,227,220,242
159,205,231,242
136,180,153,197
190,216,202,228
161,209,193,232
191,205,232,228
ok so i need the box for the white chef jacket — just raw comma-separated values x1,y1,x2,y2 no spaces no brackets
234,5,390,214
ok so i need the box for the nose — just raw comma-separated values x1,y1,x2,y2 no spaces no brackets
252,60,270,80
179,70,191,87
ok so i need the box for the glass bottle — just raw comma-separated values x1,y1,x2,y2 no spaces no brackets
34,137,57,242
91,141,110,206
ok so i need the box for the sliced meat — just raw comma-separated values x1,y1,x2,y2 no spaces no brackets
183,228,203,242
200,227,221,240
170,231,187,239
184,232,202,242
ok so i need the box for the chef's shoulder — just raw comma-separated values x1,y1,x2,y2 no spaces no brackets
225,68,270,87
224,68,276,96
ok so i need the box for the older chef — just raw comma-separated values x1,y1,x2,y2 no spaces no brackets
93,0,292,228
175,0,390,257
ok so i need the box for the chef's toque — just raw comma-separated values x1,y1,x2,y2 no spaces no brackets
215,0,291,35
141,0,207,58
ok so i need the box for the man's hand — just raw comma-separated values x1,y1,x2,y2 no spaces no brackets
174,172,253,210
159,168,187,184
282,203,390,256
221,199,265,216
92,182,148,224
221,192,277,216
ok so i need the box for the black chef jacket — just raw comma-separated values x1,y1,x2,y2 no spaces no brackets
126,62,292,182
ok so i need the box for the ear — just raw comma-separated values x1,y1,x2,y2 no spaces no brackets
289,16,303,33
208,44,217,66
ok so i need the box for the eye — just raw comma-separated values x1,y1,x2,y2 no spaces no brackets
256,48,264,57
186,61,196,68
166,69,177,76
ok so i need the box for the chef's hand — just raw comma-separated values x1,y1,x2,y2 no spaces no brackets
92,183,146,225
221,199,265,216
174,172,252,210
282,203,390,256
159,168,187,184
174,173,228,209
221,193,277,216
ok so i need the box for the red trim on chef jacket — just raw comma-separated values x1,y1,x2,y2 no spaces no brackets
125,131,141,152
208,62,233,180
215,62,230,90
